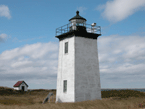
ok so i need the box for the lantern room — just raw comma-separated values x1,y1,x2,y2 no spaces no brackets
69,11,86,29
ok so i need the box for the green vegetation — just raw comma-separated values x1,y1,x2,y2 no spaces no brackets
0,86,145,109
101,89,145,98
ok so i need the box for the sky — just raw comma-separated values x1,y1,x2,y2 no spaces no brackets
0,0,145,89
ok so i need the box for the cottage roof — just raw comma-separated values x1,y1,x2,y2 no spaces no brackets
13,81,28,87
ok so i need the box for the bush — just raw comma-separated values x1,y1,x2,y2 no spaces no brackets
101,89,145,98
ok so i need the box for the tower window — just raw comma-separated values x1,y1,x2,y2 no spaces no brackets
65,42,68,54
63,80,67,92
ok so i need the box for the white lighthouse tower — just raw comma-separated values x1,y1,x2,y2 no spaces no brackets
55,11,101,103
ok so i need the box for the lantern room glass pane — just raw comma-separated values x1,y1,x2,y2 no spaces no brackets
70,19,86,27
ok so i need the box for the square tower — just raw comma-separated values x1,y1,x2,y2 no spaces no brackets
55,11,101,103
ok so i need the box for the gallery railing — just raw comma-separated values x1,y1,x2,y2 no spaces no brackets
56,23,101,36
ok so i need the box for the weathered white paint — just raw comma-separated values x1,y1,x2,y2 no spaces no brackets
56,36,75,102
75,37,101,102
14,82,28,91
14,87,19,90
56,36,101,103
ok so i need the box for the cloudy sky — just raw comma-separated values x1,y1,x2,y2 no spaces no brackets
0,0,145,89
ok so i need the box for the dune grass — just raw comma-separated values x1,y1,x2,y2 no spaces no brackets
0,86,145,109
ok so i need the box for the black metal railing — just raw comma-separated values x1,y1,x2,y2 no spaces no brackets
56,23,101,36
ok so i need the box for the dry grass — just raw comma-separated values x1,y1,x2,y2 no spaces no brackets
0,86,145,109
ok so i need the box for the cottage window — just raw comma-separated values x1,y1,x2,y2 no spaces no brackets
63,80,67,92
64,42,68,54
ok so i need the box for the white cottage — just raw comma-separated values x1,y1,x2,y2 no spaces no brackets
13,81,28,91
55,11,101,103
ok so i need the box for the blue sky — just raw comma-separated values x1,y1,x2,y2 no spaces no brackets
0,0,145,89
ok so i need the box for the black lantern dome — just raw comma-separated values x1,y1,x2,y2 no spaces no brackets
69,11,87,21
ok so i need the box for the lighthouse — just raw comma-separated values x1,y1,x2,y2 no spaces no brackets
55,11,101,103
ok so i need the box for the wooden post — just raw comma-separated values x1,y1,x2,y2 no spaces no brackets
49,96,50,103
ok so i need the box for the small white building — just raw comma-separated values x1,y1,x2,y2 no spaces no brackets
13,81,28,91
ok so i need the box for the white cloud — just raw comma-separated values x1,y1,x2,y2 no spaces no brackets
0,33,7,42
0,35,145,88
77,6,87,14
97,0,145,22
98,34,145,88
96,4,105,11
0,5,11,19
0,42,58,85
